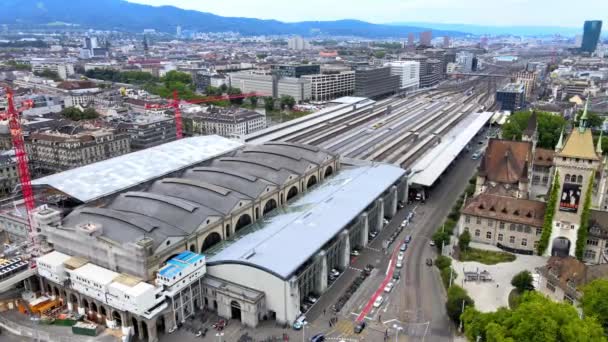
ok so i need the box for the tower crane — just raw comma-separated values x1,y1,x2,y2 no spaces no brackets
145,91,266,139
0,88,38,265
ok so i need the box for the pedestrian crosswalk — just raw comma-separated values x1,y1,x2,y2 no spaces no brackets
326,319,369,340
347,266,363,272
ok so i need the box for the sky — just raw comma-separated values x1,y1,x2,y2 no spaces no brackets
127,0,608,28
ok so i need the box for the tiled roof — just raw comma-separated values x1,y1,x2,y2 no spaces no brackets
462,193,546,227
479,139,532,184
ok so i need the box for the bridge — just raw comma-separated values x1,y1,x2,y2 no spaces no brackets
0,268,36,293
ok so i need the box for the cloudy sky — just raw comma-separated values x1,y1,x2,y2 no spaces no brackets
127,0,606,27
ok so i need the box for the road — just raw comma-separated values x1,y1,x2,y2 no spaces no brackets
298,129,486,342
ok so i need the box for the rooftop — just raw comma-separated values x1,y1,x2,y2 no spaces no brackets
498,83,525,93
462,193,546,227
31,136,243,203
479,139,532,184
208,162,405,280
558,128,598,160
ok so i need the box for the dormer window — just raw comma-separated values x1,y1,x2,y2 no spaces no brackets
513,210,519,216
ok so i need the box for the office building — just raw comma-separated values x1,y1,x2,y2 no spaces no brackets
421,59,443,88
118,114,177,150
287,36,310,51
271,64,320,78
302,70,356,102
229,72,311,102
0,154,18,198
581,21,602,53
407,33,415,46
31,61,74,80
420,31,432,46
386,61,420,91
424,49,447,74
185,108,266,137
496,83,526,111
516,71,538,101
456,51,475,73
25,129,131,174
354,66,400,98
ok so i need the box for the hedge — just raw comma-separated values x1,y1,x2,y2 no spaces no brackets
537,171,559,255
576,173,594,260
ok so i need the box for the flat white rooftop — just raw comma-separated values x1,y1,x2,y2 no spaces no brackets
409,111,493,187
31,135,243,203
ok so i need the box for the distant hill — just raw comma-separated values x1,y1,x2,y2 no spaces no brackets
389,22,581,37
0,0,467,38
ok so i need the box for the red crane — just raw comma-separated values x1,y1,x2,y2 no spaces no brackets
1,88,38,261
145,91,266,139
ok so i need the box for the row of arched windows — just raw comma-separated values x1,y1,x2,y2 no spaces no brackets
564,174,583,184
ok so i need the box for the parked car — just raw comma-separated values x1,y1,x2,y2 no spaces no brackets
400,243,407,252
354,321,366,334
396,261,403,268
364,264,374,275
400,220,407,228
393,271,401,281
373,296,384,308
384,282,394,293
404,235,412,243
350,249,360,257
426,258,433,266
368,231,378,239
310,333,325,342
429,240,436,247
397,252,405,261
293,315,307,330
305,295,318,304
471,152,481,160
383,218,389,225
330,269,340,277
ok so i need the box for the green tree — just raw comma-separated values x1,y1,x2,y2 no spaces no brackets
227,87,243,105
60,107,83,120
249,96,258,108
581,279,608,334
205,86,221,96
511,271,534,292
501,111,566,149
432,230,450,252
435,255,452,270
462,292,606,342
279,95,296,110
576,173,594,260
264,96,275,112
538,171,559,255
458,230,471,252
256,53,268,60
162,70,192,85
219,83,228,93
446,285,474,325
34,68,61,81
82,108,100,120
574,110,603,129
6,60,31,71
374,50,387,59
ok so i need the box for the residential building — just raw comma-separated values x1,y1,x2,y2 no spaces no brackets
270,64,320,78
516,71,538,101
25,129,131,174
302,70,356,102
386,61,420,91
118,114,177,150
0,154,18,197
496,83,526,111
354,66,400,98
536,256,608,306
57,81,101,108
185,108,266,137
581,20,602,53
287,36,310,50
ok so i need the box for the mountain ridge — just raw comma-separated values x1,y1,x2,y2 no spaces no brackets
0,0,467,38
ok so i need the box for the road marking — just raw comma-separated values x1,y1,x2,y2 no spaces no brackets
383,318,398,325
383,299,390,312
348,266,363,272
365,246,381,252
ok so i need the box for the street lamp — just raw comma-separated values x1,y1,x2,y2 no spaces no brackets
302,321,308,342
216,332,224,342
393,324,404,342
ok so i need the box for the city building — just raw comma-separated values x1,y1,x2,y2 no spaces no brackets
407,33,415,46
536,256,608,306
57,81,101,108
419,31,432,46
302,70,356,102
0,154,18,197
581,20,602,53
31,60,74,80
270,64,320,78
118,114,177,150
25,129,131,174
423,49,447,75
386,61,420,91
456,51,475,73
354,66,400,99
287,36,310,51
185,108,266,138
229,72,311,102
496,83,526,111
516,71,538,101
422,59,443,88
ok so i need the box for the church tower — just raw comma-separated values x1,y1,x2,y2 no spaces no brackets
547,99,601,257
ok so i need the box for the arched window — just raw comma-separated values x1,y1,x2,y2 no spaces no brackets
577,175,583,183
565,174,570,182
570,175,577,183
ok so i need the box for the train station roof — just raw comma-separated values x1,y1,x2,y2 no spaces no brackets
207,162,405,280
31,136,243,203
409,111,493,187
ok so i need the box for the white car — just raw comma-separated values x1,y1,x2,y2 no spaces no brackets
396,261,403,268
373,296,384,308
397,252,405,261
384,282,394,293
401,220,407,227
429,240,436,247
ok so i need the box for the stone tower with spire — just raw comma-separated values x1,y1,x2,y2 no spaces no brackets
547,98,602,257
